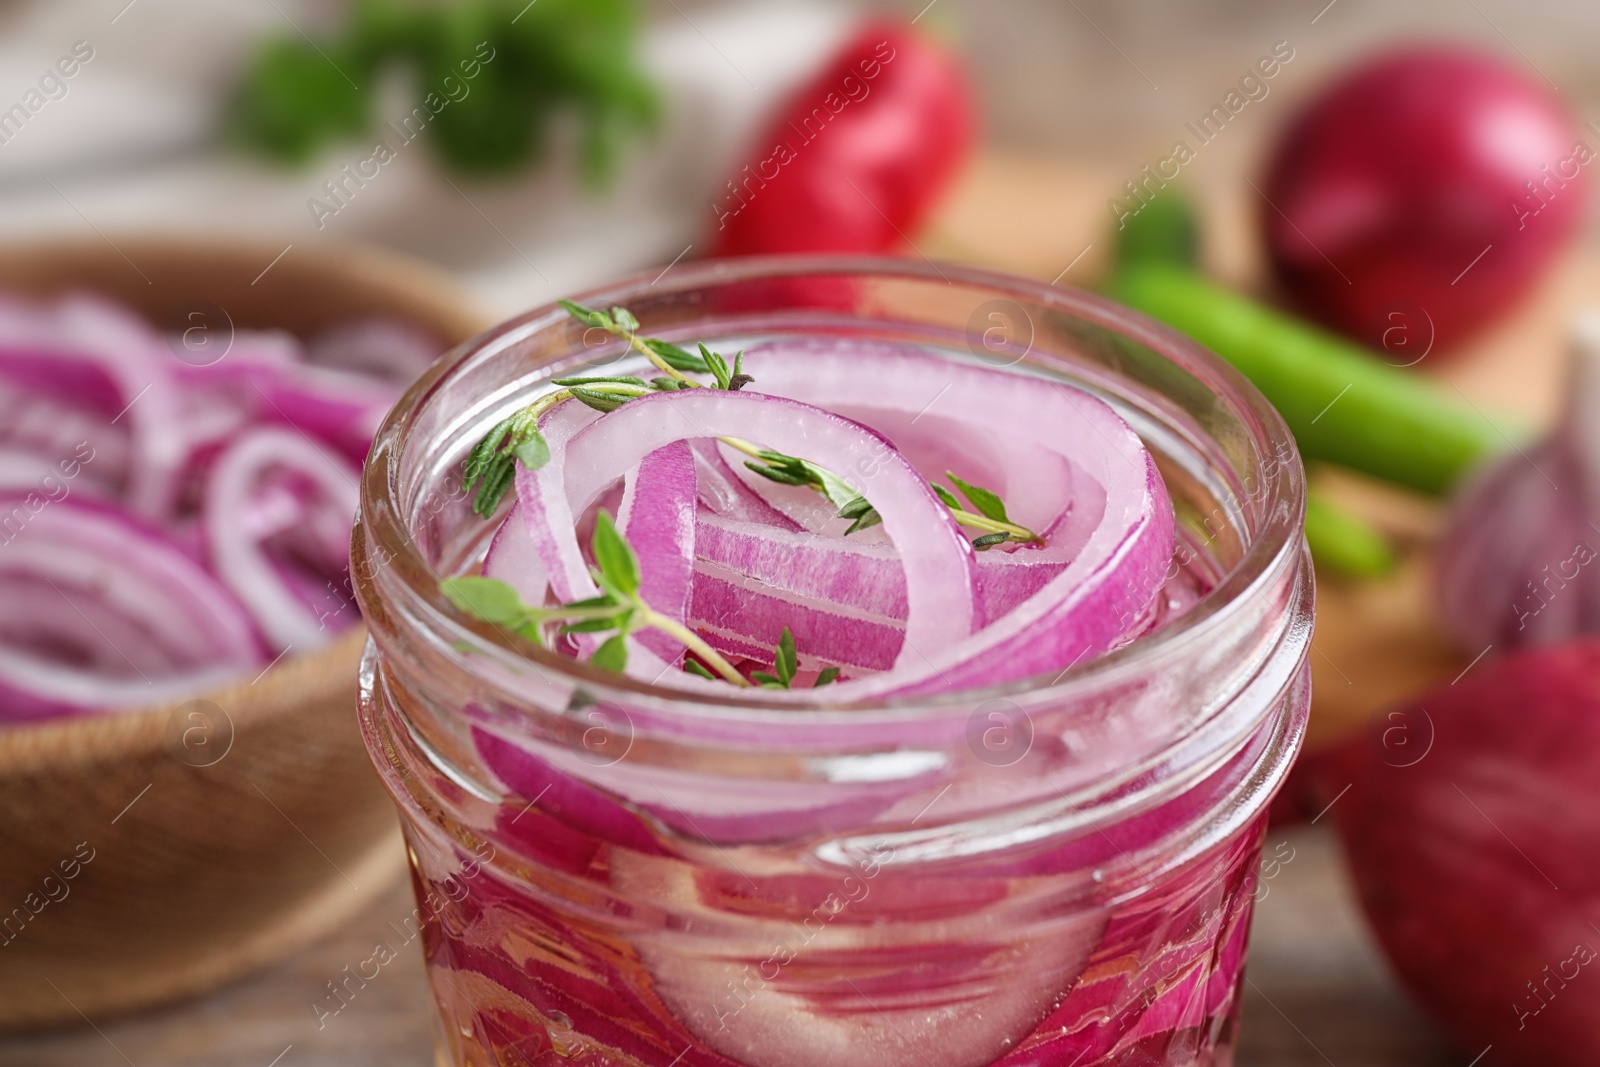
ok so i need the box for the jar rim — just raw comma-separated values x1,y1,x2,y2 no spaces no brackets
357,254,1306,727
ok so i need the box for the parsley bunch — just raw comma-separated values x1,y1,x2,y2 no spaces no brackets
228,0,657,181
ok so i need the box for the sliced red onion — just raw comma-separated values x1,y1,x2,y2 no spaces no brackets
203,428,360,651
178,333,402,467
0,495,262,721
0,296,183,517
696,507,1072,626
686,507,1074,672
515,389,978,675
306,318,442,387
691,438,802,530
617,442,697,666
608,847,1107,1067
739,340,1174,696
0,388,126,504
483,501,549,603
717,403,1079,540
0,290,432,721
690,565,903,671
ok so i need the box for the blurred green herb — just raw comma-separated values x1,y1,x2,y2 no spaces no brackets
227,0,658,181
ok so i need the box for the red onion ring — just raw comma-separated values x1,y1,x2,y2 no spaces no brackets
514,389,979,678
738,341,1174,696
617,442,697,666
0,495,262,721
203,427,360,651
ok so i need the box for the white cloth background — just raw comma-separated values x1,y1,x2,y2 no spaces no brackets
0,0,853,316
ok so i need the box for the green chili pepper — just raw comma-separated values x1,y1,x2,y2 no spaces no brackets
1107,261,1507,495
1304,490,1397,577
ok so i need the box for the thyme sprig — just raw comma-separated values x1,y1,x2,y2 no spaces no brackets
443,512,840,688
461,301,1044,551
775,467,1041,549
463,301,757,517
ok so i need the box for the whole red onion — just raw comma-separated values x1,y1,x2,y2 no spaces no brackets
1436,314,1600,652
1324,642,1600,1066
1262,46,1586,358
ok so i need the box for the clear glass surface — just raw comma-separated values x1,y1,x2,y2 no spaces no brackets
352,257,1314,1067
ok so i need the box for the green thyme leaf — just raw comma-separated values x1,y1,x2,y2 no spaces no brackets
932,484,964,511
464,415,512,483
842,507,883,536
684,659,716,680
775,627,797,686
591,634,629,673
551,375,650,387
813,666,841,687
700,344,732,389
837,495,874,519
811,467,862,511
569,387,628,413
947,472,1010,523
610,306,640,333
464,408,549,516
565,594,620,611
751,671,783,689
591,510,641,598
747,461,811,487
512,433,550,469
440,576,526,625
643,338,708,373
972,532,1011,550
563,616,623,634
559,299,613,330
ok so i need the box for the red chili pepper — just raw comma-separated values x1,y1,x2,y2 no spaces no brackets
708,21,975,258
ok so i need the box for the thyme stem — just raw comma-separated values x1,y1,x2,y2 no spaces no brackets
640,608,750,687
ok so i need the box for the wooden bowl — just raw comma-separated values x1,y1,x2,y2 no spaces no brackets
0,238,488,1028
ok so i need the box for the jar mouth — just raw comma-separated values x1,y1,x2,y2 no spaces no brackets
357,254,1307,727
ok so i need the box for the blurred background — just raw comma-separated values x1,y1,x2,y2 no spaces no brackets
2,0,1594,307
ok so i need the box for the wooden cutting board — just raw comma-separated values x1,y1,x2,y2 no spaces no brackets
926,151,1600,749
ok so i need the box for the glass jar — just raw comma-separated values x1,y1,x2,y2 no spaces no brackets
353,257,1312,1067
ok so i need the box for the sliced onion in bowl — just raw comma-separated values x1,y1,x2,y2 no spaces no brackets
203,427,361,652
0,495,263,721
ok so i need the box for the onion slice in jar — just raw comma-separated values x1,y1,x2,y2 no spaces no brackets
510,402,601,606
741,340,1174,696
482,501,548,603
616,441,697,666
0,496,262,721
203,427,361,651
685,464,1093,672
691,438,802,530
609,848,1108,1067
515,389,978,673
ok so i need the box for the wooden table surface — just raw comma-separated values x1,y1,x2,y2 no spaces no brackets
0,825,1458,1066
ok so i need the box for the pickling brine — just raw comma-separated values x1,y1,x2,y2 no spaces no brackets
353,258,1312,1067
